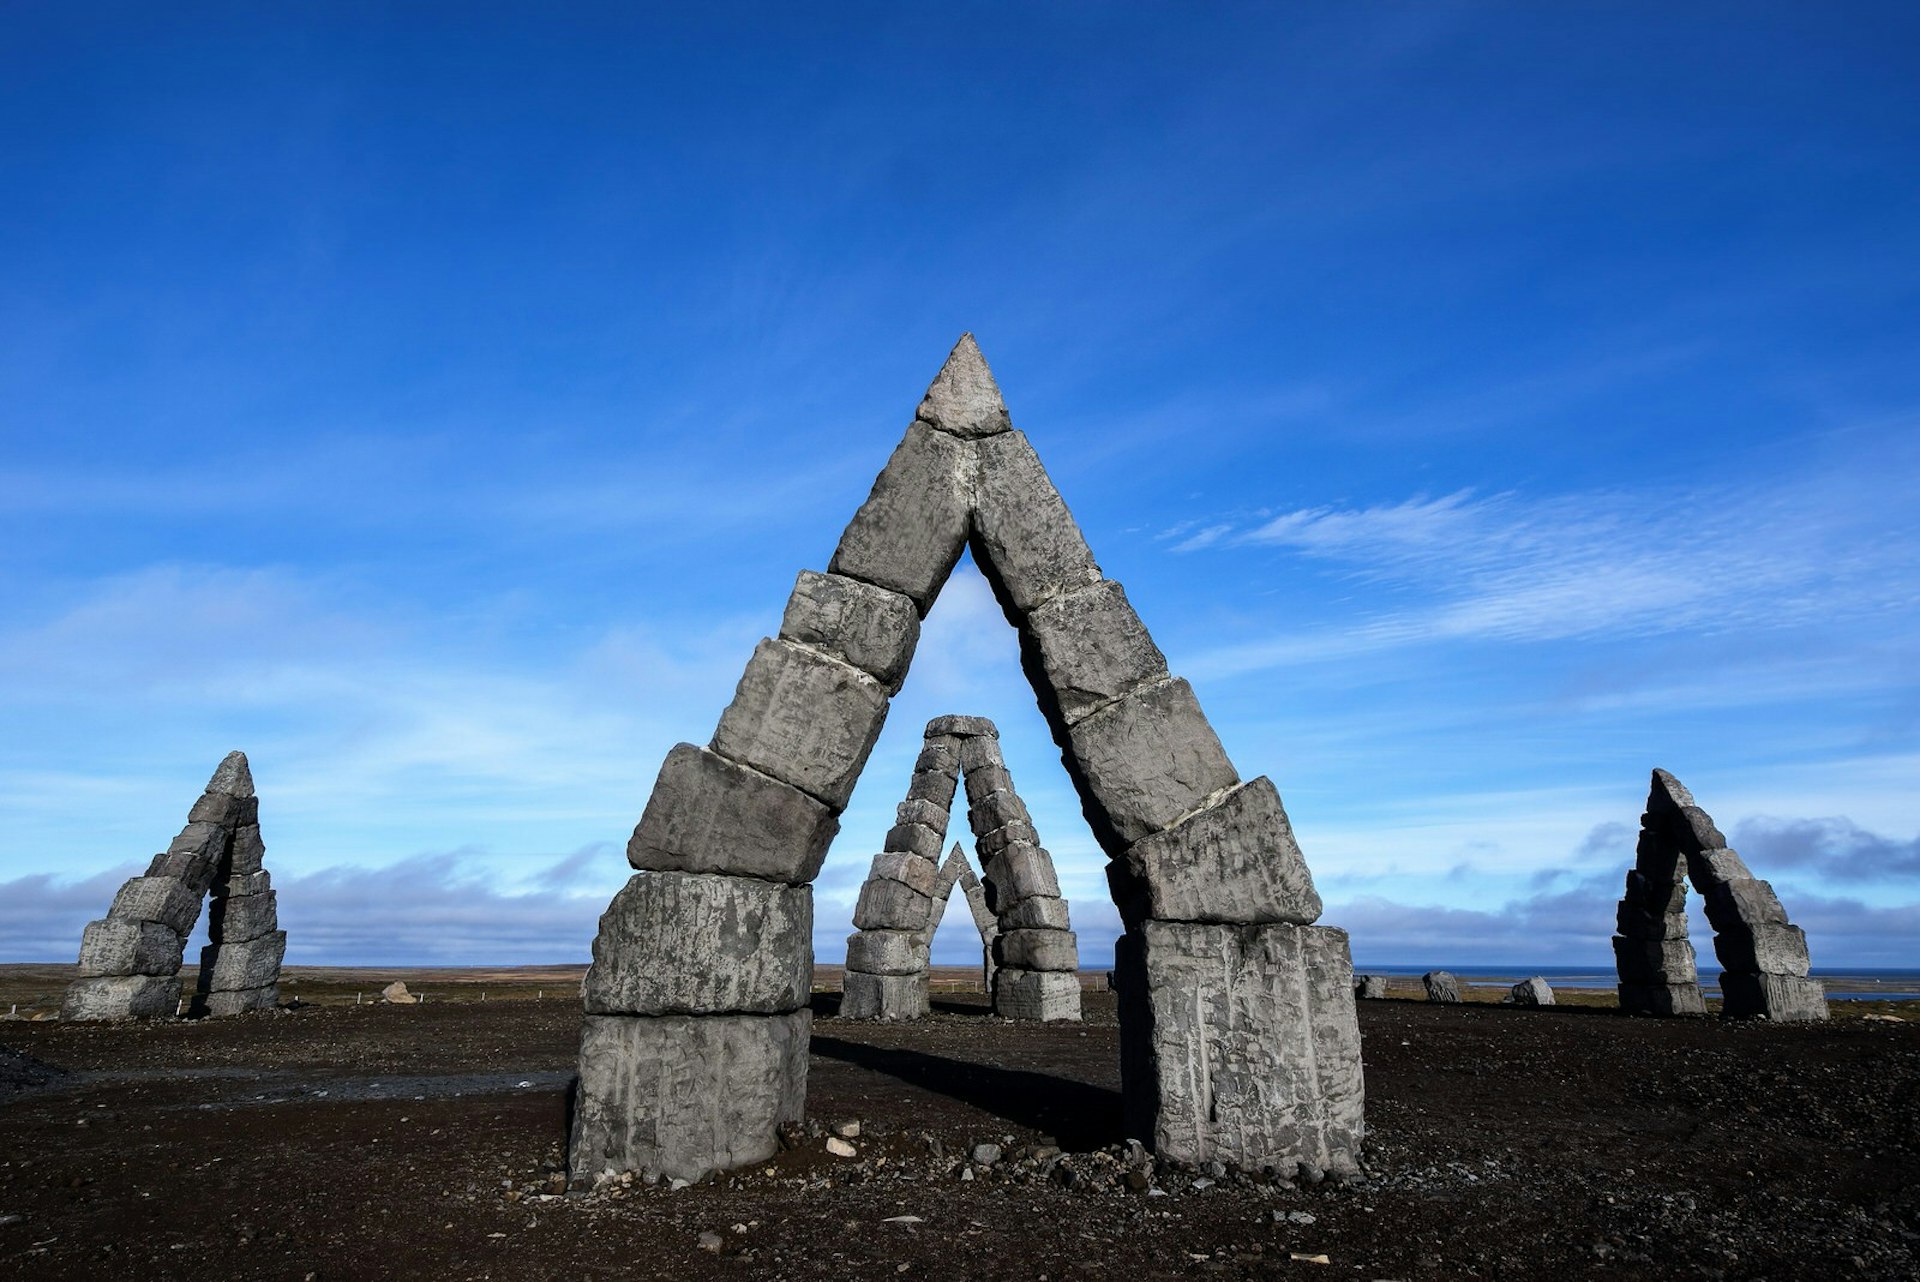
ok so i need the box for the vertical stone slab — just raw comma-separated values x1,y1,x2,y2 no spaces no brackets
1065,677,1239,853
778,570,921,694
971,430,1101,615
827,422,974,615
628,744,840,884
710,638,889,811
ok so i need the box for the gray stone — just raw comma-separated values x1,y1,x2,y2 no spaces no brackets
845,929,925,977
710,638,889,810
1712,922,1811,977
1615,902,1687,941
840,970,929,1020
1024,579,1169,725
1719,972,1828,1022
1612,936,1698,985
60,974,180,1021
1625,866,1687,915
914,333,1012,439
228,823,266,877
960,762,1012,806
971,430,1101,615
1116,920,1363,1175
1110,777,1321,926
778,570,921,693
994,928,1080,972
167,820,230,860
964,883,997,936
1675,806,1726,854
1704,877,1788,931
206,750,255,797
188,791,247,825
569,1010,810,1184
895,797,949,831
998,895,1071,931
905,765,959,811
1686,846,1753,886
142,851,215,889
884,822,945,861
867,851,941,898
108,876,203,936
967,788,1030,834
982,841,1061,908
1066,678,1238,851
926,715,996,739
204,931,285,992
1353,974,1388,1000
1617,981,1706,1016
976,819,1041,859
853,878,933,931
1507,977,1554,1006
583,873,811,1015
225,870,271,898
956,733,1003,773
1422,971,1461,1003
207,890,278,944
197,987,276,1017
75,918,184,978
993,968,1082,1021
627,743,840,885
828,422,973,614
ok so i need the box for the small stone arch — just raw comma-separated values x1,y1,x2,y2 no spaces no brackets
1613,768,1827,1021
62,752,286,1021
843,715,1082,1022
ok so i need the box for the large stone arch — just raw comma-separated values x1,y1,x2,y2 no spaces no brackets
571,335,1364,1184
63,752,285,1021
1614,769,1827,1021
843,715,1082,1022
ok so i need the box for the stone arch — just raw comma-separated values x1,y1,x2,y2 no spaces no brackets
1613,768,1827,1022
843,715,1082,1022
62,752,286,1021
571,335,1363,1184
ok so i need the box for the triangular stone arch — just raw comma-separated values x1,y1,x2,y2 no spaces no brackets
571,335,1364,1184
1614,769,1828,1021
843,715,1082,1022
63,752,286,1021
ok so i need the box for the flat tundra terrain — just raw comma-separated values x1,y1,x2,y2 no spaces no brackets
2,967,1917,1281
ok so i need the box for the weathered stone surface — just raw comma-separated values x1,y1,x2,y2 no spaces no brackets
1612,936,1698,984
206,750,255,797
1720,971,1828,1022
142,850,215,887
711,638,889,810
1623,867,1686,915
845,929,924,977
778,570,920,693
197,986,277,1017
60,974,180,1021
960,762,1013,806
1422,971,1461,1003
1116,921,1363,1174
627,744,840,884
1616,902,1688,941
1686,846,1753,886
926,715,996,739
884,822,945,861
188,791,247,825
570,1010,810,1183
76,919,184,978
382,981,416,1004
964,883,997,936
956,734,1003,774
840,970,929,1020
828,422,973,614
1111,777,1321,927
976,819,1040,859
982,841,1061,908
1674,806,1726,854
894,797,949,831
205,931,286,992
1066,678,1238,850
226,870,271,898
967,788,1030,835
867,851,941,898
915,333,1012,439
994,928,1080,973
207,891,278,944
1024,579,1169,725
1618,981,1706,1016
228,824,266,877
1508,977,1555,1006
1353,974,1388,1000
971,430,1101,615
108,876,203,936
167,820,229,860
993,969,1082,1021
905,765,959,810
1704,877,1788,931
1712,922,1811,976
583,873,811,1016
998,895,1071,931
853,878,933,931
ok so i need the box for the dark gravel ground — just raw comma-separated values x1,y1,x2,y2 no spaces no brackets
2,990,1916,1281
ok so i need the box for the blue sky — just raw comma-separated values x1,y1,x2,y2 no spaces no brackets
3,3,1917,971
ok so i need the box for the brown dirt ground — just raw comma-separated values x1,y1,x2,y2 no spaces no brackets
2,971,1917,1282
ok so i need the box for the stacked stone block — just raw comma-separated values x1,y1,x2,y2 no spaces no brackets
63,752,285,1021
1613,769,1826,1022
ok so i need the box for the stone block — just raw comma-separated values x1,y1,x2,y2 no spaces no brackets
711,638,889,810
143,851,216,891
225,870,271,898
1353,974,1388,1000
1703,877,1788,932
627,743,840,884
845,929,925,976
956,734,1003,773
1066,678,1238,851
960,762,1012,806
569,1010,810,1183
1712,922,1811,976
964,884,997,936
204,931,286,992
993,968,1082,1020
868,851,941,897
1024,579,1169,725
926,715,996,739
188,791,245,825
894,796,949,831
1109,777,1320,927
976,819,1040,859
998,895,1071,931
982,841,1060,909
967,788,1030,835
197,986,277,1017
1624,867,1686,915
778,570,920,693
828,422,973,613
971,430,1101,614
76,918,184,978
1507,977,1555,1006
1422,971,1461,1003
884,822,944,861
840,970,929,1019
208,890,278,945
1618,981,1706,1016
583,873,811,1015
168,820,230,860
1719,971,1828,1022
1615,902,1687,941
60,974,180,1021
994,928,1079,972
229,823,266,876
108,876,204,935
915,333,1012,439
1116,921,1364,1174
906,765,959,811
853,878,933,931
1686,846,1753,886
1612,936,1698,984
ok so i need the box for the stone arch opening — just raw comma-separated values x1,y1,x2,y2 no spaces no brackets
1613,768,1827,1021
571,335,1364,1184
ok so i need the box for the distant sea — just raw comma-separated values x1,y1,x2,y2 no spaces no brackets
1352,963,1920,1001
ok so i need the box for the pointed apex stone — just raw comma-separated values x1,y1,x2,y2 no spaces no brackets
916,333,1011,439
207,751,254,798
1649,768,1694,812
948,842,966,863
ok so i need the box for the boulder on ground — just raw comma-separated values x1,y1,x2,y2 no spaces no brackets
1506,976,1554,1006
1423,971,1462,1003
381,981,416,1004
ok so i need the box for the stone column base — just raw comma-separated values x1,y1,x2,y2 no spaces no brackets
841,970,929,1020
1617,981,1706,1016
993,968,1082,1021
1720,971,1828,1022
60,974,180,1021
